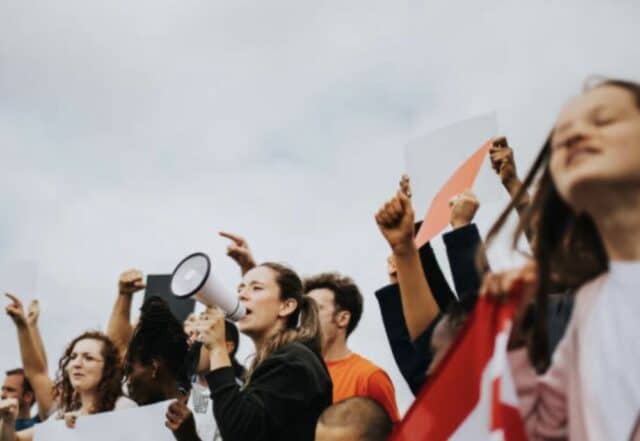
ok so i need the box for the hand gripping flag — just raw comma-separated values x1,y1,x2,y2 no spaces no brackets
391,286,527,441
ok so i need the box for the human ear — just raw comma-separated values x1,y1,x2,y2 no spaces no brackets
278,298,298,318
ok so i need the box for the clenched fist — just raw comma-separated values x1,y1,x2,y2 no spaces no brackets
449,190,480,229
375,175,416,256
119,269,146,296
489,136,518,186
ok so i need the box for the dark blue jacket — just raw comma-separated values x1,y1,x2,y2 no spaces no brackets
374,224,484,395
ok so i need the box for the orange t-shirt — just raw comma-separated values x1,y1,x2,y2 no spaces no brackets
326,353,401,423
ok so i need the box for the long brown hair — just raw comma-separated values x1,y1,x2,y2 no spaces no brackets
54,331,124,414
485,78,640,371
246,262,322,381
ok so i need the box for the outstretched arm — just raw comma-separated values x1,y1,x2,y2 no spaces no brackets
219,232,257,276
26,300,48,373
375,176,440,341
106,269,146,359
489,137,533,242
445,190,489,298
5,294,54,421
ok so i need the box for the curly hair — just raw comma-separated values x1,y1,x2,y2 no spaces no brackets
53,331,123,415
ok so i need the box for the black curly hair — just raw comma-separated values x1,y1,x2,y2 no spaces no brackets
123,296,190,391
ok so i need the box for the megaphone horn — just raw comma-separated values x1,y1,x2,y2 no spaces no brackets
170,252,246,321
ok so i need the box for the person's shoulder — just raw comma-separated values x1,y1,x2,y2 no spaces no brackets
348,353,388,377
114,396,139,410
260,341,327,376
572,272,609,312
253,341,330,386
271,341,322,364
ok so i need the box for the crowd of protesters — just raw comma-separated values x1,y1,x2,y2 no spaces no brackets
1,77,639,440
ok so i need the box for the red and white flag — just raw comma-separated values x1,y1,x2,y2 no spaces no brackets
391,291,527,441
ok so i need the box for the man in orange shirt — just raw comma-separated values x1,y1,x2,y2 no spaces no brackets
304,273,400,423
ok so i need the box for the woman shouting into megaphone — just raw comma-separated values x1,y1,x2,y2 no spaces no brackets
194,262,332,441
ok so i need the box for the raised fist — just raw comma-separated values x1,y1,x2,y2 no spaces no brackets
489,136,518,185
375,175,416,256
449,190,480,229
119,269,146,296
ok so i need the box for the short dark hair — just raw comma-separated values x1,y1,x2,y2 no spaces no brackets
5,368,35,408
303,272,363,337
318,397,392,441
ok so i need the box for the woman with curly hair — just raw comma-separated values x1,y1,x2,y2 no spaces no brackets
2,296,135,440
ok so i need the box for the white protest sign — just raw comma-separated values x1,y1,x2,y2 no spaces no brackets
405,112,498,217
34,401,175,441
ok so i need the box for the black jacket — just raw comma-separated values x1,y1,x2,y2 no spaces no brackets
375,224,484,395
206,341,332,441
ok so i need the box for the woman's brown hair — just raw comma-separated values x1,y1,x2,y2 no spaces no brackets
54,331,124,415
485,78,640,372
246,262,322,382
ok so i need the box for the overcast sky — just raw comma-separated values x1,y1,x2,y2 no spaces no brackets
1,0,638,413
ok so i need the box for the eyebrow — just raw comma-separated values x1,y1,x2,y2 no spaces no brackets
238,280,263,288
72,352,101,357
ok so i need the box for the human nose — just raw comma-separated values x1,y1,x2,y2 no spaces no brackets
238,286,249,302
560,120,594,150
69,357,83,369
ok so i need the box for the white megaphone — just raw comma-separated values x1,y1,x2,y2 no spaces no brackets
170,252,246,321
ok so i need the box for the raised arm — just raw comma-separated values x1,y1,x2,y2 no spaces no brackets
106,269,146,359
444,190,489,298
5,294,54,420
375,176,440,341
26,300,48,373
219,232,257,276
489,137,534,242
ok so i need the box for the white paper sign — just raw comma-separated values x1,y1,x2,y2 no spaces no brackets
34,401,175,441
405,112,498,216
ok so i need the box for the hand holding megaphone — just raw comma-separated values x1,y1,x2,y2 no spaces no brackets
170,252,246,321
195,307,226,351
